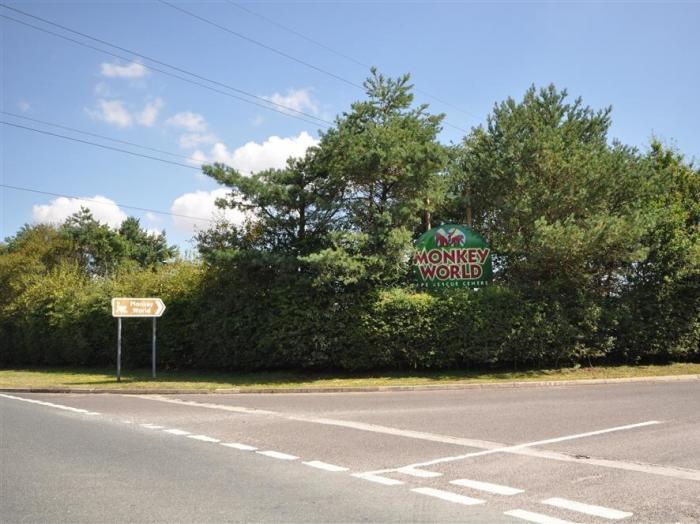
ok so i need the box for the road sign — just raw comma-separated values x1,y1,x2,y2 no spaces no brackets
111,298,166,318
111,297,166,381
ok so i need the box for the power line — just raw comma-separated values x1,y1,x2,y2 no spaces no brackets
226,0,368,69
2,111,195,162
2,120,201,170
159,0,364,90
159,1,469,133
0,183,217,224
0,6,332,129
225,1,480,122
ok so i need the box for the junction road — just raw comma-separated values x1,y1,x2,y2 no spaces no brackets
1,380,699,522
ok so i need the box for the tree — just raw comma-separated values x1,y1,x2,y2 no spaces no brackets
201,154,346,256
315,68,447,246
443,85,656,362
119,217,178,268
615,142,700,361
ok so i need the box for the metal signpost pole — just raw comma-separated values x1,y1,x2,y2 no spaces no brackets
152,317,157,379
117,317,122,382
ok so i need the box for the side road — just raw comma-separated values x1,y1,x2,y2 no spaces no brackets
1,373,698,395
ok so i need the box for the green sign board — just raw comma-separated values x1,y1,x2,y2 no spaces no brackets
413,224,493,288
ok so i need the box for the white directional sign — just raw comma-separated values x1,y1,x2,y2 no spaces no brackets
111,298,166,318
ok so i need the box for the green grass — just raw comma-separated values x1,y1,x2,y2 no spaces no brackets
0,363,698,391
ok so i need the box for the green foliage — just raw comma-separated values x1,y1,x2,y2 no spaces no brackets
2,78,699,371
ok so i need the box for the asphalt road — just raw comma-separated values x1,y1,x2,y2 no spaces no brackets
1,380,699,523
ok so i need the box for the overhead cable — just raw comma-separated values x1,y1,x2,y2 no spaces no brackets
0,183,217,224
225,0,480,122
2,111,195,162
0,6,332,128
2,120,201,171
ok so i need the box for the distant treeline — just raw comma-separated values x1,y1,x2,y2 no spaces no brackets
2,73,699,371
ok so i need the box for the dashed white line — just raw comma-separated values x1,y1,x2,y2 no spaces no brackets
411,487,485,506
163,429,191,436
450,478,524,495
138,396,696,482
221,442,257,451
256,450,298,460
542,498,632,520
0,393,100,415
351,473,404,486
186,435,220,443
504,509,578,524
141,424,164,429
397,466,442,478
302,460,348,472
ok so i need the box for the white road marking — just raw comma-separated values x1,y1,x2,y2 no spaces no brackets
504,509,578,524
450,478,524,495
141,423,164,429
303,460,348,472
163,428,190,435
256,450,298,460
136,396,699,482
352,473,404,486
411,487,485,506
376,421,662,473
397,466,442,478
0,393,100,415
121,420,133,424
186,435,220,443
221,442,257,451
542,498,632,520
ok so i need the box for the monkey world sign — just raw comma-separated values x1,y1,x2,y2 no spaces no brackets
413,224,493,288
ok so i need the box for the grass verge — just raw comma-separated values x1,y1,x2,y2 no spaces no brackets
0,363,699,391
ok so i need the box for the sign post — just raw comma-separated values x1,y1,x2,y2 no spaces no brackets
111,298,166,381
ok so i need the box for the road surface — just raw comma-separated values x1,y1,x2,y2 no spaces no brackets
2,380,699,522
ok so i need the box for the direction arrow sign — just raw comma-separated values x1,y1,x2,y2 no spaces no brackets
111,298,166,318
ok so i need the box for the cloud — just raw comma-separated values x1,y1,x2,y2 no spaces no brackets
17,101,31,112
137,97,164,127
251,115,264,127
93,82,113,97
192,131,318,174
87,98,164,128
33,196,127,229
166,112,207,132
170,188,246,233
101,61,147,79
88,99,133,127
264,88,318,115
179,132,218,149
145,212,161,223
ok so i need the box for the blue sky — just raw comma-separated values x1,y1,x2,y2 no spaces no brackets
2,1,699,252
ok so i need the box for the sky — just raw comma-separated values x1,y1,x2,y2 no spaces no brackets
2,1,699,252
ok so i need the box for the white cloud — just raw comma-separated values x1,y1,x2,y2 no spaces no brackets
194,131,318,174
251,115,264,127
264,88,318,115
101,61,147,79
170,188,246,233
166,112,207,132
33,196,127,229
179,132,218,149
137,97,164,127
145,212,161,223
87,98,165,128
88,99,133,128
93,82,112,97
17,101,31,112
